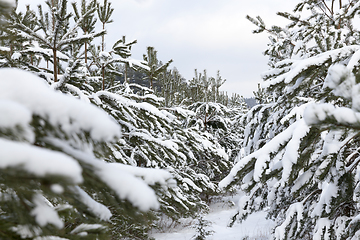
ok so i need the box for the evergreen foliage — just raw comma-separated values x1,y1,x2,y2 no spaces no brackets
220,1,360,239
72,0,97,65
0,1,246,239
97,0,113,52
142,46,173,90
94,85,232,217
192,216,214,240
0,68,174,239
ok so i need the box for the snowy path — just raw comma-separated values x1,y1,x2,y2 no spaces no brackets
151,195,275,240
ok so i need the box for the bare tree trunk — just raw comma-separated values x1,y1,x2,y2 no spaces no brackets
102,65,105,90
102,22,105,51
124,64,128,84
85,41,88,65
84,30,88,65
338,0,343,29
53,48,58,82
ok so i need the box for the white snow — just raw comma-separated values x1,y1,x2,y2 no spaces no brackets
10,225,41,239
311,181,338,217
151,194,275,240
313,218,331,240
274,202,303,240
263,45,360,90
323,64,355,99
31,194,64,229
50,184,64,194
11,52,21,60
33,237,69,240
95,91,172,122
281,119,310,185
48,138,173,212
304,103,360,126
98,164,162,211
182,177,202,192
0,99,34,142
108,163,174,186
70,223,105,235
0,138,83,184
72,186,112,221
220,120,301,187
0,68,121,142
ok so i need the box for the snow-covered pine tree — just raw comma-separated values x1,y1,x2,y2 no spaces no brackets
93,83,231,220
209,70,226,103
186,102,233,181
72,0,97,66
113,35,138,84
142,46,173,90
186,69,229,106
4,0,104,83
220,1,360,239
89,36,147,91
97,0,113,52
158,67,188,107
187,69,205,103
0,68,174,239
0,3,39,69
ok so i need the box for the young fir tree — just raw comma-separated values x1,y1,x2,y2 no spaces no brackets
97,0,113,52
220,1,360,239
88,38,148,91
158,67,188,107
113,35,138,84
71,0,97,66
0,3,39,69
3,0,104,83
142,46,173,90
186,69,228,105
93,82,232,220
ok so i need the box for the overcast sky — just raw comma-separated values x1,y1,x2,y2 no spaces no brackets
18,0,297,98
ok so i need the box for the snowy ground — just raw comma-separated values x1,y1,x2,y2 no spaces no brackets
150,194,275,240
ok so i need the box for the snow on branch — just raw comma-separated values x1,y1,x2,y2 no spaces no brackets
0,68,120,141
304,103,360,128
0,138,83,184
72,186,112,221
0,99,34,142
48,138,173,212
31,194,64,229
95,90,172,121
263,45,360,89
219,119,307,188
58,31,105,48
